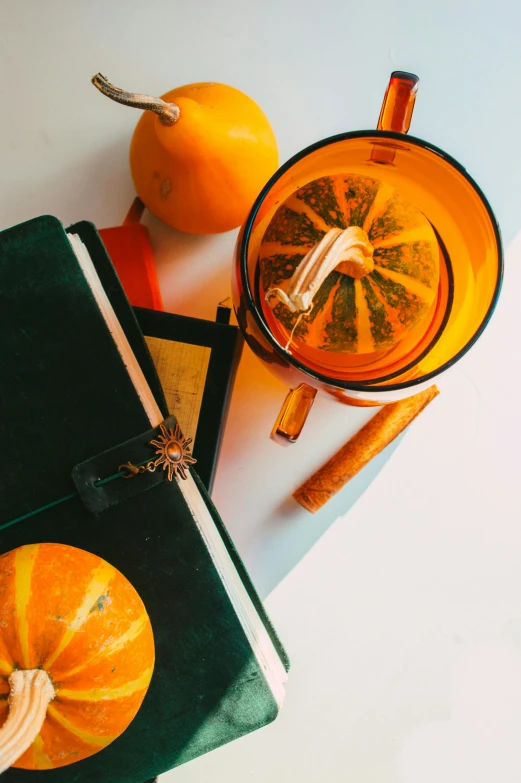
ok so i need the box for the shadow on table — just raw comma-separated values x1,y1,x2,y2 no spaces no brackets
213,339,404,598
258,435,403,595
143,211,238,322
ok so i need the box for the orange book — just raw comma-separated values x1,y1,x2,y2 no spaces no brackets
99,198,164,311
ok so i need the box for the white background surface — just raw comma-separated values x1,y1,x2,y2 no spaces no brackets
1,2,521,781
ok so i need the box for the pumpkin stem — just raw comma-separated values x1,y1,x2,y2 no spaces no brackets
0,669,55,773
266,227,374,313
91,73,180,126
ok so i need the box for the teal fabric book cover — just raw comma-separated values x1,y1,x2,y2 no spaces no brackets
0,216,288,782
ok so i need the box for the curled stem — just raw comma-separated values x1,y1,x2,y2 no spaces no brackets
0,669,55,773
91,73,180,126
266,227,375,313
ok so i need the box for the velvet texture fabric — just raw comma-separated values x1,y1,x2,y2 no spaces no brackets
0,217,287,782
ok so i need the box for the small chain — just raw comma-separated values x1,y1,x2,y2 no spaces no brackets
118,461,157,479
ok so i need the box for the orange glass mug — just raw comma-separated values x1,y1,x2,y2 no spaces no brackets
232,72,503,442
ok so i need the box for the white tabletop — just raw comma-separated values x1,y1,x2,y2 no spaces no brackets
2,2,521,781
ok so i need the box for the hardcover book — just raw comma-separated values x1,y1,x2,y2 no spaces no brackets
0,216,288,782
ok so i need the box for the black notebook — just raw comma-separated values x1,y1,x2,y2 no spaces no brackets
0,216,288,782
133,306,243,494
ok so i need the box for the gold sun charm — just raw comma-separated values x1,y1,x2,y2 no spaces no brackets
149,422,197,481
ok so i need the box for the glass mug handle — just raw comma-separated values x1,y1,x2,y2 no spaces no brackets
371,71,419,163
271,71,419,444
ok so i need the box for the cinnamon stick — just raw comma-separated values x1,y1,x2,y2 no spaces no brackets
294,385,439,513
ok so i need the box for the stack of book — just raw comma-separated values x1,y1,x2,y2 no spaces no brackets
0,216,288,782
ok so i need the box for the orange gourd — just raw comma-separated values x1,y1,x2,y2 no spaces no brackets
0,543,154,771
92,75,279,235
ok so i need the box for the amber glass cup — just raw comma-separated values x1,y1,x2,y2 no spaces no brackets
232,73,503,442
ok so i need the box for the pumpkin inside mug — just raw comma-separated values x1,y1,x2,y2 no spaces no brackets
232,72,503,443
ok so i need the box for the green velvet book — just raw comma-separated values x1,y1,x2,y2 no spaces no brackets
0,216,288,782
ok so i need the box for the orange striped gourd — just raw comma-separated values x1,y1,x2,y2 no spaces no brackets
260,174,440,354
0,543,154,770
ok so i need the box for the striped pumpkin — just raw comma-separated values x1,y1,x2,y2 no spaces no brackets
0,543,154,770
260,174,440,354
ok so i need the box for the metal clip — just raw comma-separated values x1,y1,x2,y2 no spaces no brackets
119,461,156,479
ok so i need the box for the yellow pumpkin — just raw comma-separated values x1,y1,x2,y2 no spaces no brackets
92,74,279,234
0,543,154,771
